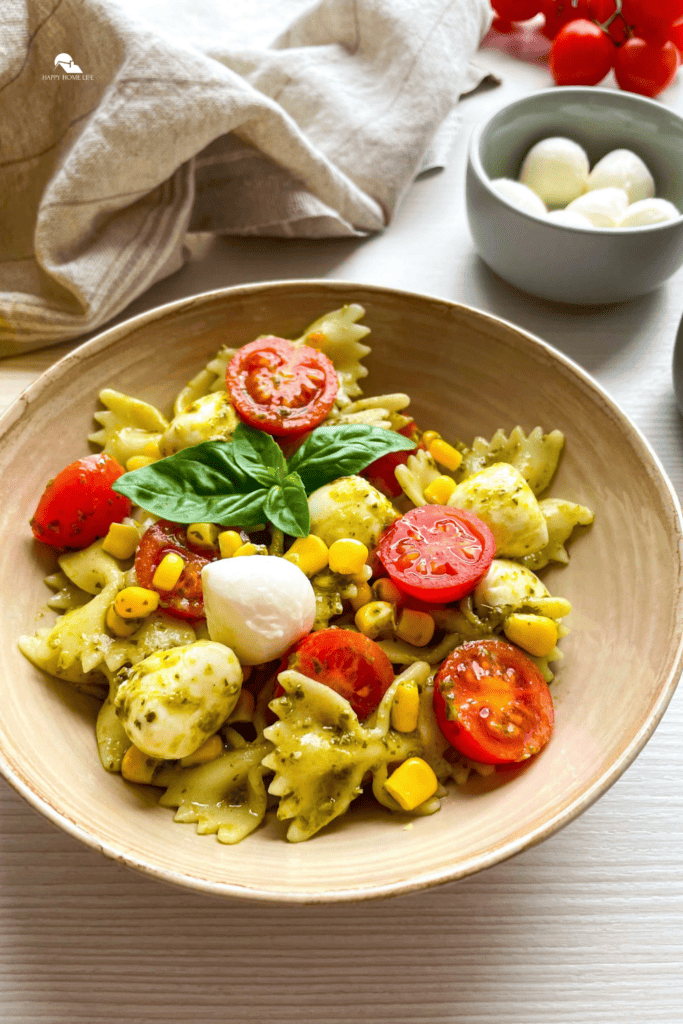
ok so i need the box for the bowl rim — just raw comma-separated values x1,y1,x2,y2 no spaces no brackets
468,85,683,235
3,277,683,903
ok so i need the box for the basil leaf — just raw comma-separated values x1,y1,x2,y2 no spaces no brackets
263,472,310,537
230,422,286,487
288,424,415,492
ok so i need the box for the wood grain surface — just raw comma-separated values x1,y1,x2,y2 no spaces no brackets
1,28,682,1024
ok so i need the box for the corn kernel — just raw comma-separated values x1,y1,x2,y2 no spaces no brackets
350,564,373,585
152,552,185,591
121,745,161,784
354,600,396,640
228,689,256,723
531,596,572,619
385,757,438,810
372,578,403,606
233,542,258,557
350,582,373,611
391,679,420,732
423,475,457,505
179,734,224,767
186,522,220,548
114,586,159,619
504,613,558,657
395,608,435,648
101,522,139,560
328,538,369,576
284,534,329,576
126,455,155,472
105,604,141,638
218,530,243,558
142,441,162,459
428,438,462,472
421,430,441,447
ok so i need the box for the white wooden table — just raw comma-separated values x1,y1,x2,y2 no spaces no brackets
2,31,682,1024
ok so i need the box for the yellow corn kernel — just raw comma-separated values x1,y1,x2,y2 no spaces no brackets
328,538,369,576
152,551,185,591
372,578,403,606
421,430,441,447
126,455,155,472
284,534,329,576
504,613,558,657
228,689,256,723
395,607,435,648
385,757,438,811
142,441,162,459
423,474,457,505
186,522,221,548
180,734,224,768
114,586,159,619
391,679,420,733
101,522,139,560
354,600,396,640
121,745,161,784
218,530,243,558
428,438,462,472
350,582,373,611
233,542,258,557
105,603,142,638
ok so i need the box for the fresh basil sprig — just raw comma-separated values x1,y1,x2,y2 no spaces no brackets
113,422,415,537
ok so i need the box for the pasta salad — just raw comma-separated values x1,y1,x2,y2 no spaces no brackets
19,305,594,844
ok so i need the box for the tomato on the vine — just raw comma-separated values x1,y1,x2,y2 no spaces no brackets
135,520,220,620
30,453,131,550
614,36,680,95
491,0,544,21
433,639,554,765
586,0,629,44
550,18,616,85
225,336,338,438
621,0,683,40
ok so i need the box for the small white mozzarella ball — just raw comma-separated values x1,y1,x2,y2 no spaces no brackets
202,556,315,665
308,475,399,548
160,393,238,456
114,640,242,759
545,208,594,229
619,198,680,227
448,463,548,557
565,187,629,227
519,137,589,208
474,559,549,617
587,149,655,205
491,178,547,217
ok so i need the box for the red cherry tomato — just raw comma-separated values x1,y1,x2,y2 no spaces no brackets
614,36,680,95
670,16,683,53
433,639,554,765
492,0,543,20
225,336,338,438
279,629,395,721
540,0,589,40
621,0,683,40
30,453,131,550
377,506,495,605
550,19,616,84
361,420,421,498
134,520,219,620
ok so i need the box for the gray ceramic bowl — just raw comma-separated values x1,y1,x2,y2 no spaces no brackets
466,87,683,305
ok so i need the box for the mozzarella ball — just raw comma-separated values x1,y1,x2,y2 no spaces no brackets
114,640,242,759
565,187,629,227
491,178,547,217
308,475,399,548
448,463,548,557
587,149,655,204
160,393,238,455
474,559,549,617
202,556,316,665
619,198,680,227
519,137,589,208
545,209,594,229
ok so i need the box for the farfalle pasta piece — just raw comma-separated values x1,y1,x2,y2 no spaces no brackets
102,613,197,674
89,388,169,464
458,426,565,496
327,393,410,430
160,392,239,456
173,346,237,416
296,304,371,408
96,672,131,773
58,539,125,595
263,663,429,842
395,448,441,507
520,498,595,571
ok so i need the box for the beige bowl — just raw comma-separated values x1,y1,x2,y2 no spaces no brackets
1,280,682,902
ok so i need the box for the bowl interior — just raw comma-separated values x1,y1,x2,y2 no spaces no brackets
478,88,683,210
1,281,682,902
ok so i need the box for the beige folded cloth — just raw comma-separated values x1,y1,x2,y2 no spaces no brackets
0,0,493,354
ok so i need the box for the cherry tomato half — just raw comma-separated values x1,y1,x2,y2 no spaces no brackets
225,336,338,438
377,505,495,605
361,420,421,498
135,520,219,620
433,639,554,765
31,453,131,550
550,19,616,85
278,629,394,721
614,36,680,96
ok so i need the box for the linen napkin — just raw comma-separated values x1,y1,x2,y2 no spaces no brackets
0,0,493,355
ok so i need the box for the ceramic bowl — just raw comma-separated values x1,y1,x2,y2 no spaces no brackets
1,280,682,902
466,87,683,304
